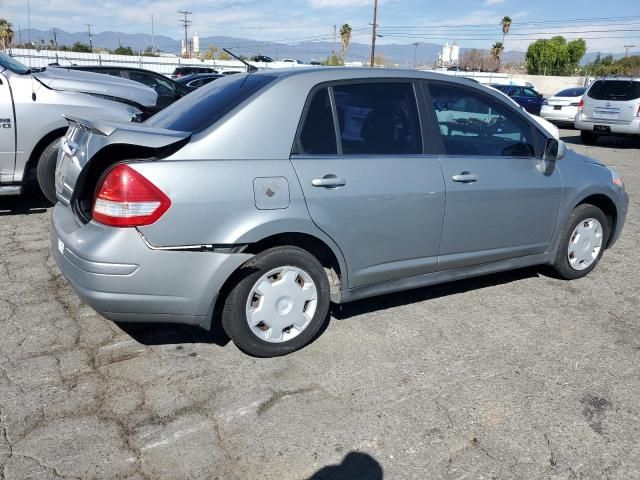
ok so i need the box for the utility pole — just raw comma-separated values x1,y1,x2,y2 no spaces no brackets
18,26,22,47
369,0,378,67
413,42,419,69
178,11,192,59
623,45,636,57
332,24,337,56
151,15,155,54
27,0,31,45
85,24,93,51
51,28,58,49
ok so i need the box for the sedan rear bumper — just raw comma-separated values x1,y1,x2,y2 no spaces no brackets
540,105,579,123
51,204,252,327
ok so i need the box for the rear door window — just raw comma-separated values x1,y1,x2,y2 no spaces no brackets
427,83,535,157
587,80,640,101
295,88,337,155
332,82,422,155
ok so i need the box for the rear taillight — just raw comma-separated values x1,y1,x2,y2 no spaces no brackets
92,164,170,227
577,99,584,111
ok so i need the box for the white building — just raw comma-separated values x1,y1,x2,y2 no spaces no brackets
193,32,200,56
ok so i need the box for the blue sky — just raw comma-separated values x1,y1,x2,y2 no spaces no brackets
4,0,640,53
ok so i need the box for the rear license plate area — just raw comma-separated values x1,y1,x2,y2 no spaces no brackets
554,106,562,110
594,125,611,133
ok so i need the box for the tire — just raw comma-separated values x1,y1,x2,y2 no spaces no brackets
36,137,62,204
221,246,331,357
580,130,598,146
549,204,609,280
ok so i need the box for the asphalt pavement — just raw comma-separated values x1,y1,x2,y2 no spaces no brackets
1,129,638,479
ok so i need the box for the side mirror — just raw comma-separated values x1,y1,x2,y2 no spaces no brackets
544,138,566,161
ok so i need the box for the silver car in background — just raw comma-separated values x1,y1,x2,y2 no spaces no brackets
52,69,628,357
575,77,640,144
0,53,157,202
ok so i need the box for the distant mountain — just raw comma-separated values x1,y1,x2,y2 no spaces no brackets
17,28,634,67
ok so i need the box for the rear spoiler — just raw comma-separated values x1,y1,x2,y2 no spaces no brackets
63,115,191,147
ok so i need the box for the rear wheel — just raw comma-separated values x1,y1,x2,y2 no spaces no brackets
580,130,599,146
221,246,331,357
36,137,62,204
550,204,609,280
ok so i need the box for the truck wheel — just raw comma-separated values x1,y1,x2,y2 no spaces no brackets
221,246,331,357
36,137,61,204
580,130,598,146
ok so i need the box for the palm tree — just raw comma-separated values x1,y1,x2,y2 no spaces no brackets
501,16,512,45
340,24,352,60
0,18,15,51
491,41,504,71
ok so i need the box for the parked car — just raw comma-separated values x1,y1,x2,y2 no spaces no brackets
0,53,157,203
170,66,217,79
540,87,586,124
61,66,190,110
175,73,225,90
252,55,273,63
490,84,545,115
52,69,627,357
574,77,640,145
282,59,303,65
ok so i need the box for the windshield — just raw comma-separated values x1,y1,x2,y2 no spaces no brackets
0,53,31,74
587,80,640,101
555,87,585,97
146,73,277,134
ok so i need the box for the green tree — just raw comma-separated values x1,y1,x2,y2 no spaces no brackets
203,45,219,60
70,42,92,53
0,18,15,50
113,46,134,55
322,53,344,66
340,23,352,60
501,16,512,45
491,41,504,71
525,36,586,75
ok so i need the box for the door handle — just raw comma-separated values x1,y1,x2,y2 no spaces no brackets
452,172,478,183
311,175,346,188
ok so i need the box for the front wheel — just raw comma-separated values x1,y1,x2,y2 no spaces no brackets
580,130,598,146
221,246,331,357
36,137,62,204
549,204,609,280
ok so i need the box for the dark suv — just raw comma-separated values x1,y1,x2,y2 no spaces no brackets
491,84,545,115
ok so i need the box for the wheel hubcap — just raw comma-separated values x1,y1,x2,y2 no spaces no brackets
245,266,318,343
567,218,603,271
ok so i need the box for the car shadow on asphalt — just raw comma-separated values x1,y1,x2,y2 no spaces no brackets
307,452,383,480
118,267,540,348
562,133,640,149
0,188,51,216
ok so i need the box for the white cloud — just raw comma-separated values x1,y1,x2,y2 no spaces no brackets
485,0,506,6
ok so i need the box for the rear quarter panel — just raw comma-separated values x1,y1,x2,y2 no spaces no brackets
134,159,348,281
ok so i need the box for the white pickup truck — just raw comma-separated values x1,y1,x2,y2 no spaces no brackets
0,53,157,203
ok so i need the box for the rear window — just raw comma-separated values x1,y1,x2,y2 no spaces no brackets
556,87,585,97
145,74,276,134
587,80,640,101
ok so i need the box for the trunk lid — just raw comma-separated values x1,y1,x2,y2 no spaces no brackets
55,116,190,217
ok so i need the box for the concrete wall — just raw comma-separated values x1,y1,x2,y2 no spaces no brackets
428,69,590,96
